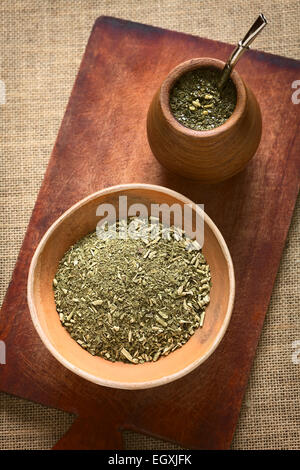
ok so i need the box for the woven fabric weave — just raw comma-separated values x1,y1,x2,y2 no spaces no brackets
0,0,299,450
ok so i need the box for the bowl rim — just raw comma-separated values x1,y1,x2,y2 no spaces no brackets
27,183,235,390
160,57,247,138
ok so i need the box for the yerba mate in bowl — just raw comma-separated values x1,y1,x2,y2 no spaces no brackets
147,58,262,182
53,218,211,364
170,68,237,131
28,184,234,389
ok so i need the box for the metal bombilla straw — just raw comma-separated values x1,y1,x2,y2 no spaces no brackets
218,13,268,91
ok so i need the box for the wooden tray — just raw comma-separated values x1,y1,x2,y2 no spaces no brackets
0,17,299,450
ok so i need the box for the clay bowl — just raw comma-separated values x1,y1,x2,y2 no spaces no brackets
28,184,235,389
147,58,262,183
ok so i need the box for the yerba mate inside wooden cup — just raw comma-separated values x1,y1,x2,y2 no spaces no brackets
28,184,235,389
147,58,262,183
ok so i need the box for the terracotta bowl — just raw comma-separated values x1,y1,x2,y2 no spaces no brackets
28,184,235,389
147,58,262,183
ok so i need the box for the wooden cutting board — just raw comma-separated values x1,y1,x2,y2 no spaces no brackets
0,16,299,450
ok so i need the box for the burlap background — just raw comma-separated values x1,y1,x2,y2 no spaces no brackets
0,0,299,450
